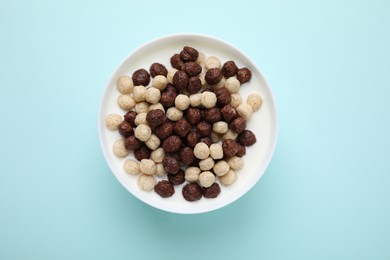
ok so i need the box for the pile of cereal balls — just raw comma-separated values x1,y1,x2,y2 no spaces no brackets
105,46,262,201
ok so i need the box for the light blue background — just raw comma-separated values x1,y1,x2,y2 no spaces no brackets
1,0,389,259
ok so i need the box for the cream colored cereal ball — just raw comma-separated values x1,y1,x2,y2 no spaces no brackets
166,107,183,121
135,101,150,114
175,94,190,110
139,159,156,175
225,77,240,93
167,68,178,84
211,77,225,89
219,169,237,186
221,129,238,141
112,138,129,157
189,93,202,107
196,52,205,65
213,160,230,176
135,112,147,126
185,167,201,182
199,157,215,171
199,70,207,86
210,131,220,143
133,85,146,102
151,147,165,163
230,93,242,108
155,163,167,177
205,56,221,70
118,94,136,110
201,91,217,109
117,75,133,94
199,171,215,188
105,113,122,130
236,103,253,120
134,124,152,141
227,156,244,170
152,75,168,90
145,134,160,150
209,143,223,160
193,142,210,159
137,174,156,191
148,103,165,113
124,159,140,175
213,121,229,134
247,93,262,112
145,87,161,104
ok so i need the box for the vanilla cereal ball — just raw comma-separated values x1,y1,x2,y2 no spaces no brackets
185,167,201,182
133,85,147,102
145,87,161,104
167,68,178,84
175,94,190,110
196,52,205,65
210,131,220,143
230,93,242,108
152,75,168,90
151,147,165,163
199,171,215,188
166,107,183,121
213,121,229,134
193,142,210,159
211,77,226,89
124,159,140,175
137,174,156,191
209,143,223,160
205,56,221,70
219,169,237,186
221,129,238,141
236,103,253,120
145,134,160,150
139,159,156,175
189,93,202,107
201,91,217,109
117,75,134,94
225,77,240,93
135,101,150,114
155,163,167,177
148,103,165,113
199,70,207,86
199,157,215,171
105,113,122,130
247,93,262,112
112,138,129,157
135,112,147,126
118,94,136,110
134,124,152,141
227,156,244,170
213,160,230,176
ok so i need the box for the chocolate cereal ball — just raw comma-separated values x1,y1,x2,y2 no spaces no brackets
222,139,238,157
187,77,202,94
124,135,142,150
162,156,180,174
173,118,191,137
182,183,202,201
168,169,185,185
221,60,238,78
124,111,137,127
202,183,221,198
178,147,196,165
203,107,221,123
132,69,150,86
186,107,202,125
154,122,173,140
215,87,231,108
172,71,189,90
160,87,177,108
180,46,199,62
162,135,182,153
200,137,213,147
118,121,133,137
236,143,246,157
154,180,175,198
185,131,199,148
146,109,166,127
236,67,252,84
205,68,223,85
221,104,238,123
134,145,152,161
149,63,168,77
196,121,212,137
237,129,257,146
182,62,202,77
230,117,246,134
170,53,184,70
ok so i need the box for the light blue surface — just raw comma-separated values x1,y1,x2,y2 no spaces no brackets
1,0,389,259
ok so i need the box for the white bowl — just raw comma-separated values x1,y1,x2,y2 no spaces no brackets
98,33,278,214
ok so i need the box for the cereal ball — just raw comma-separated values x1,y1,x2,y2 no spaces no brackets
172,71,189,90
151,147,165,163
133,85,147,102
105,113,122,130
117,75,133,94
196,121,212,137
230,117,246,134
200,91,217,109
137,174,156,191
124,111,137,127
134,102,149,114
213,121,229,134
118,121,134,137
124,135,142,150
154,122,173,140
182,62,202,77
182,183,202,201
162,156,180,174
175,94,190,110
167,68,178,84
200,137,213,147
132,69,150,86
160,87,177,108
118,95,136,110
145,134,160,150
139,159,156,175
185,131,199,148
178,147,195,165
210,131,220,143
186,107,202,125
203,107,221,123
199,70,207,86
209,143,223,160
152,75,168,91
166,107,183,121
155,163,167,177
213,160,230,176
154,180,174,198
225,77,240,94
227,156,244,170
221,104,238,123
146,109,166,127
113,139,129,157
194,142,210,159
219,169,237,186
205,68,223,85
196,51,205,65
180,46,199,62
145,87,161,104
185,167,201,182
215,87,231,108
236,143,246,157
237,129,257,146
222,139,238,157
247,93,262,112
236,103,253,121
202,183,221,198
230,93,242,108
168,169,185,185
149,62,168,77
189,93,202,107
199,157,215,171
221,61,238,78
236,67,252,84
199,171,215,188
187,76,202,94
221,129,238,141
205,56,221,70
134,145,151,161
124,159,140,175
135,113,147,126
174,119,191,137
134,123,152,142
162,135,182,153
170,53,184,70
148,103,165,112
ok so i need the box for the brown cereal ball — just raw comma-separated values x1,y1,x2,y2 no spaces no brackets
215,87,231,108
154,122,173,140
203,107,222,123
205,68,223,85
236,143,246,157
187,77,202,94
186,107,202,125
182,183,202,201
162,135,182,153
134,145,152,161
202,183,221,198
185,131,199,148
117,121,133,137
154,180,175,198
221,104,238,123
221,60,238,78
236,67,252,84
160,88,177,108
146,109,166,127
230,117,246,134
196,121,212,137
168,169,185,185
124,135,142,150
182,62,202,77
200,137,213,147
222,139,238,157
162,156,180,174
173,118,191,137
132,69,150,86
149,63,168,77
180,46,199,62
170,53,184,70
124,111,137,127
178,147,195,165
172,71,189,90
237,130,257,146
